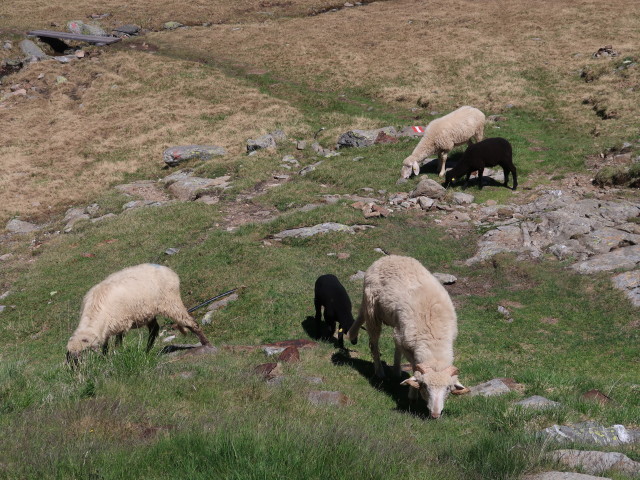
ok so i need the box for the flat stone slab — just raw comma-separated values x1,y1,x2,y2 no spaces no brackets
6,219,40,233
452,192,475,205
167,175,231,201
307,390,353,406
540,422,640,446
163,145,227,167
337,127,397,148
115,180,171,202
19,39,49,60
571,245,640,274
611,270,640,307
469,378,524,397
273,223,373,240
254,362,283,380
515,395,561,409
551,449,640,476
278,346,300,363
523,472,612,480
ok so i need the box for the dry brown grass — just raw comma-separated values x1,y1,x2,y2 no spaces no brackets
0,50,306,223
2,0,639,224
0,0,347,32
156,0,639,134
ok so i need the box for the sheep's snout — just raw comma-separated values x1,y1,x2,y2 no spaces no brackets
429,412,441,420
66,351,80,368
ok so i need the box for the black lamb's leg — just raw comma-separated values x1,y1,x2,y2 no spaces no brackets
146,317,160,352
314,296,323,339
478,167,484,189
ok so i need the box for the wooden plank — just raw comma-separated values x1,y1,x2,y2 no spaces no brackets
27,30,121,45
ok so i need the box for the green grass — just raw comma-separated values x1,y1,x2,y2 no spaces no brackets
2,34,640,480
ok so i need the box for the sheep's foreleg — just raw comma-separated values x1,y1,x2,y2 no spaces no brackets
188,323,211,347
367,321,384,378
146,317,159,352
438,152,448,177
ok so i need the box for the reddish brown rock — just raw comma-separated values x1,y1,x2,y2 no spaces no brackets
254,362,283,380
278,346,300,363
351,201,365,210
374,131,399,144
582,389,613,405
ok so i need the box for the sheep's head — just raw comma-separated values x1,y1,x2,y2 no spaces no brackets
66,331,99,364
400,364,469,418
401,157,420,179
338,314,355,341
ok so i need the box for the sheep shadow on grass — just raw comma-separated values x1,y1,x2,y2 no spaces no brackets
330,350,431,419
302,315,345,350
417,151,463,177
445,174,506,190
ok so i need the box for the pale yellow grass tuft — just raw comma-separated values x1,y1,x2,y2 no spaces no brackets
0,50,307,223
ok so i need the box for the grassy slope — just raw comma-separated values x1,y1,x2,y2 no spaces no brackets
1,1,639,479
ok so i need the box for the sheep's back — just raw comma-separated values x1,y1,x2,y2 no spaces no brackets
428,106,485,148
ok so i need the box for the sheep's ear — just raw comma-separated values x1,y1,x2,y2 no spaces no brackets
401,377,421,389
412,161,420,175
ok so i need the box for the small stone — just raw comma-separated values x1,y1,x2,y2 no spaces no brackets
263,346,286,356
163,335,176,343
254,362,283,380
411,177,446,199
307,390,352,406
0,305,5,313
296,140,306,150
432,273,457,285
299,161,322,176
486,199,497,206
163,145,227,167
337,252,350,259
164,247,179,255
352,156,364,162
350,271,365,281
418,196,435,210
164,21,183,30
6,219,40,234
19,39,49,60
452,192,474,205
0,253,13,262
515,395,561,409
469,378,523,397
201,311,214,325
373,248,387,255
351,201,365,210
278,346,300,363
304,376,324,384
56,76,67,84
113,24,140,35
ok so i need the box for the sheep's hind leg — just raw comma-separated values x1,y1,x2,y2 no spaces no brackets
367,321,384,378
146,318,159,352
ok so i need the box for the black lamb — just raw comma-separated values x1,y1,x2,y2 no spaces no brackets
444,137,517,190
314,274,356,348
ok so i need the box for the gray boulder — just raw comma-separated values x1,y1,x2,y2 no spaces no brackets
167,175,230,201
67,20,108,36
522,473,611,480
469,378,514,397
397,126,425,138
515,395,560,409
336,127,397,148
113,24,140,35
540,422,640,446
163,21,183,30
307,390,352,406
6,219,40,233
410,177,446,199
19,40,49,60
451,192,474,205
571,245,640,274
273,223,372,240
163,145,227,167
551,449,640,476
611,270,640,307
247,130,286,153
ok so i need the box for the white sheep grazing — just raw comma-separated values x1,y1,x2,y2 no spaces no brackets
66,263,211,363
401,106,485,179
347,255,469,418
